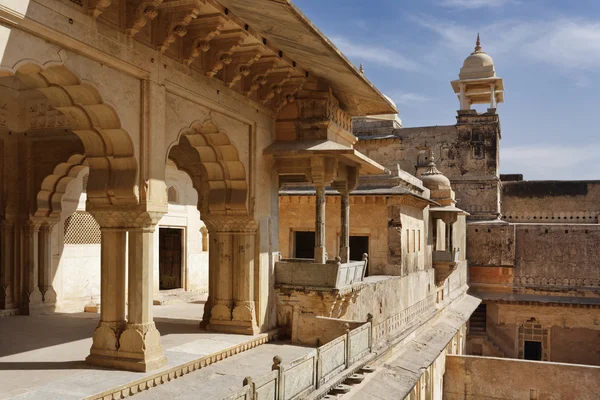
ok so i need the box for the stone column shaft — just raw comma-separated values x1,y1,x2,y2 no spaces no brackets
87,228,128,365
339,190,350,263
209,233,234,322
115,226,166,372
127,228,154,325
231,233,259,334
490,83,497,108
38,224,57,307
314,185,327,263
100,229,127,323
22,221,43,314
0,221,14,309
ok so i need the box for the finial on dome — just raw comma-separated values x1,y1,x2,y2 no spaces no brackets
359,63,365,74
474,33,482,53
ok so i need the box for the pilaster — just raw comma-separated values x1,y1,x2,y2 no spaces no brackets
21,219,43,315
0,221,14,309
38,221,57,309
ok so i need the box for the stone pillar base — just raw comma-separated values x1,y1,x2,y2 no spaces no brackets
207,319,260,335
21,289,44,315
41,286,57,311
86,353,167,373
86,321,167,372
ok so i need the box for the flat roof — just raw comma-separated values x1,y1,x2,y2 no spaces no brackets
216,0,397,116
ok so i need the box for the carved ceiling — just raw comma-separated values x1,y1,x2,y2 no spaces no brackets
85,0,308,112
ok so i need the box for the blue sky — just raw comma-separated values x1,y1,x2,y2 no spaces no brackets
294,0,600,180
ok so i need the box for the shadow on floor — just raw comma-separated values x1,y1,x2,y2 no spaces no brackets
0,312,209,359
0,360,92,370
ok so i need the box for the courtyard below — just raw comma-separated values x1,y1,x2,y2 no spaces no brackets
0,302,309,400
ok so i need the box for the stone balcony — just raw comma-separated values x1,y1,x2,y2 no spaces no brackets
275,257,368,290
433,250,460,286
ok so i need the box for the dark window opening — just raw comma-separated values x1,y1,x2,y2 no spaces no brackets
524,341,542,361
159,228,183,290
350,235,369,276
350,235,369,261
294,231,315,259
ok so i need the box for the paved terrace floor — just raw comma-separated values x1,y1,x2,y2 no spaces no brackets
0,302,310,400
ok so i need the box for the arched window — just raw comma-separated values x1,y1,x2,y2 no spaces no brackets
167,186,178,204
82,174,89,192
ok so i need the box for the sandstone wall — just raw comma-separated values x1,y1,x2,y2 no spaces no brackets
354,112,501,219
484,302,600,365
278,195,429,276
443,355,600,400
467,223,600,294
501,180,600,223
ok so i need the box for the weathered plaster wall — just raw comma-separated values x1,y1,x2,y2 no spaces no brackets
444,355,600,400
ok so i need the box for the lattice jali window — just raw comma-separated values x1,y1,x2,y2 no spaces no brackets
64,211,101,244
70,0,83,6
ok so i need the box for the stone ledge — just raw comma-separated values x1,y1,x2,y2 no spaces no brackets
83,329,279,400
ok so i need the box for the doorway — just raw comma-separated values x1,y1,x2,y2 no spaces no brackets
294,231,315,259
159,228,183,290
524,341,542,361
349,236,369,261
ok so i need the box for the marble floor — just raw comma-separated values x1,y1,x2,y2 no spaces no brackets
0,302,309,400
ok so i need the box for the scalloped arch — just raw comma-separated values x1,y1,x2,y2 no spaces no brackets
1,62,138,207
168,119,248,216
36,154,88,219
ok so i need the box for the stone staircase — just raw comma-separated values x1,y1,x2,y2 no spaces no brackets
469,303,486,335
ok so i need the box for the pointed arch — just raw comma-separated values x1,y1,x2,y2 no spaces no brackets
0,62,138,207
168,119,248,216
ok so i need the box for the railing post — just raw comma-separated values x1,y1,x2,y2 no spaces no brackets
243,376,254,400
273,355,283,400
344,322,350,369
367,313,373,351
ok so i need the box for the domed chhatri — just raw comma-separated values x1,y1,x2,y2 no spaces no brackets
420,157,452,191
450,34,504,111
459,33,496,80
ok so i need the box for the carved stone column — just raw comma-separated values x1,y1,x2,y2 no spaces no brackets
231,232,259,334
314,184,327,263
339,189,350,263
86,210,166,372
118,224,166,371
205,217,260,335
38,222,57,309
0,221,14,309
21,219,43,315
207,232,234,325
86,227,127,367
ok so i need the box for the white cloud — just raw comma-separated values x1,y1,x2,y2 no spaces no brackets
329,36,421,72
391,92,431,105
501,145,600,180
413,16,600,71
441,0,514,9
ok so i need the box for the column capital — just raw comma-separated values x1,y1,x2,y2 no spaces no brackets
203,216,258,234
90,209,165,230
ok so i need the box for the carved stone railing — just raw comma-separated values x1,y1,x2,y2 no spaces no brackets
227,321,373,400
275,257,368,289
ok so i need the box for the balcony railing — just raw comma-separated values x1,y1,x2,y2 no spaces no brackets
275,256,368,289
